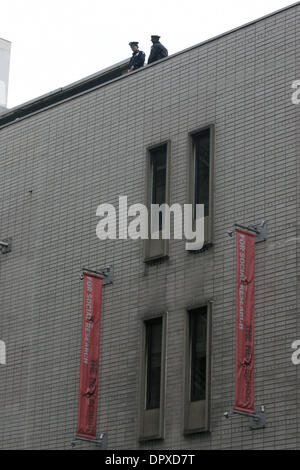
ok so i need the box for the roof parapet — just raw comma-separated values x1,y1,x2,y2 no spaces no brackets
0,59,129,126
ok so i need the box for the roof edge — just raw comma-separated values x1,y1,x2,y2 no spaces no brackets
1,1,300,128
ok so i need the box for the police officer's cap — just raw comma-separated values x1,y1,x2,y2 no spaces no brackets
129,41,139,47
151,35,160,40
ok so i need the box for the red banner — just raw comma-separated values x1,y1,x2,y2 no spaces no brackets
234,228,255,414
76,272,103,439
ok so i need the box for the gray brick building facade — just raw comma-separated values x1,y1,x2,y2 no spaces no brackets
0,3,300,450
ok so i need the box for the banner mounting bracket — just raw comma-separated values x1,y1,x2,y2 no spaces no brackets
80,265,113,285
0,239,12,254
227,221,266,244
224,406,266,430
71,433,107,449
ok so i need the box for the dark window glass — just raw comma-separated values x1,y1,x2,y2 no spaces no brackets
145,318,162,410
190,307,207,402
193,129,210,218
150,146,167,230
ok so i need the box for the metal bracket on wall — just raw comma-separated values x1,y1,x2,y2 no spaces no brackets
71,433,107,449
0,239,12,255
227,221,267,244
80,265,113,285
224,406,266,430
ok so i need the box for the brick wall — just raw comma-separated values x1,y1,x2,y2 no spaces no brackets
0,4,300,449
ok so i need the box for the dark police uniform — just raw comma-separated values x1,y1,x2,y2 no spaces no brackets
128,43,145,71
148,36,168,64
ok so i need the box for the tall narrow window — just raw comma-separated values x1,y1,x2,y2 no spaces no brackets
139,315,166,441
190,308,207,402
189,126,214,247
193,128,210,218
151,147,167,231
184,305,211,434
144,142,170,261
146,318,162,409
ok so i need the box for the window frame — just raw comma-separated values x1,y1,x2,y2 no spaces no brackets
183,303,212,435
145,317,163,410
138,312,167,442
188,124,215,248
144,141,171,262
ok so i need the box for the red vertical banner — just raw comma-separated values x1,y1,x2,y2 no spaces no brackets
235,228,255,414
76,272,103,439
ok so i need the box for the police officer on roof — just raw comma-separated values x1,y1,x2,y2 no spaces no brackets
148,35,168,64
128,42,145,72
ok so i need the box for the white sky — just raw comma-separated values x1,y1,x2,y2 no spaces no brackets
1,0,297,108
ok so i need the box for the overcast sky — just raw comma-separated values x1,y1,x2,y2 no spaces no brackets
0,0,297,108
